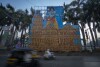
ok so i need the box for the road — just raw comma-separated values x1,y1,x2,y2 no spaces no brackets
40,56,100,67
0,52,100,67
0,55,8,67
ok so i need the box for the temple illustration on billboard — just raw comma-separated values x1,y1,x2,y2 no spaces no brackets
29,6,81,52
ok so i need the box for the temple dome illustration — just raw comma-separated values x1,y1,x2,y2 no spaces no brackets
29,6,81,52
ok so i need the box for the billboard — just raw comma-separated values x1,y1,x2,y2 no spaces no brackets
43,6,64,29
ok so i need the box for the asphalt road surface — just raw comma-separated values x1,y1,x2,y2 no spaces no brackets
0,54,100,67
40,56,100,67
0,55,8,67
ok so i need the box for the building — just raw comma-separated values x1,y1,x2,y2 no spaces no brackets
29,6,81,52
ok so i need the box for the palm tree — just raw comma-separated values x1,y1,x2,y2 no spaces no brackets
0,3,33,48
0,3,10,45
64,0,87,50
83,0,100,49
91,0,100,47
16,9,32,47
30,7,35,16
5,4,16,48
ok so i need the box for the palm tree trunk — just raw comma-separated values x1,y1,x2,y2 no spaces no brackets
25,28,27,34
0,28,3,44
93,22,98,47
88,23,96,50
9,25,14,48
11,28,17,48
80,22,87,50
81,26,87,50
20,29,24,47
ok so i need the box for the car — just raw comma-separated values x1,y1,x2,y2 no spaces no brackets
6,48,41,67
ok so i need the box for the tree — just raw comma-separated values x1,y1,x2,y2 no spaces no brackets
64,0,100,51
0,3,33,48
83,0,100,49
16,9,32,47
0,3,9,44
64,0,87,50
